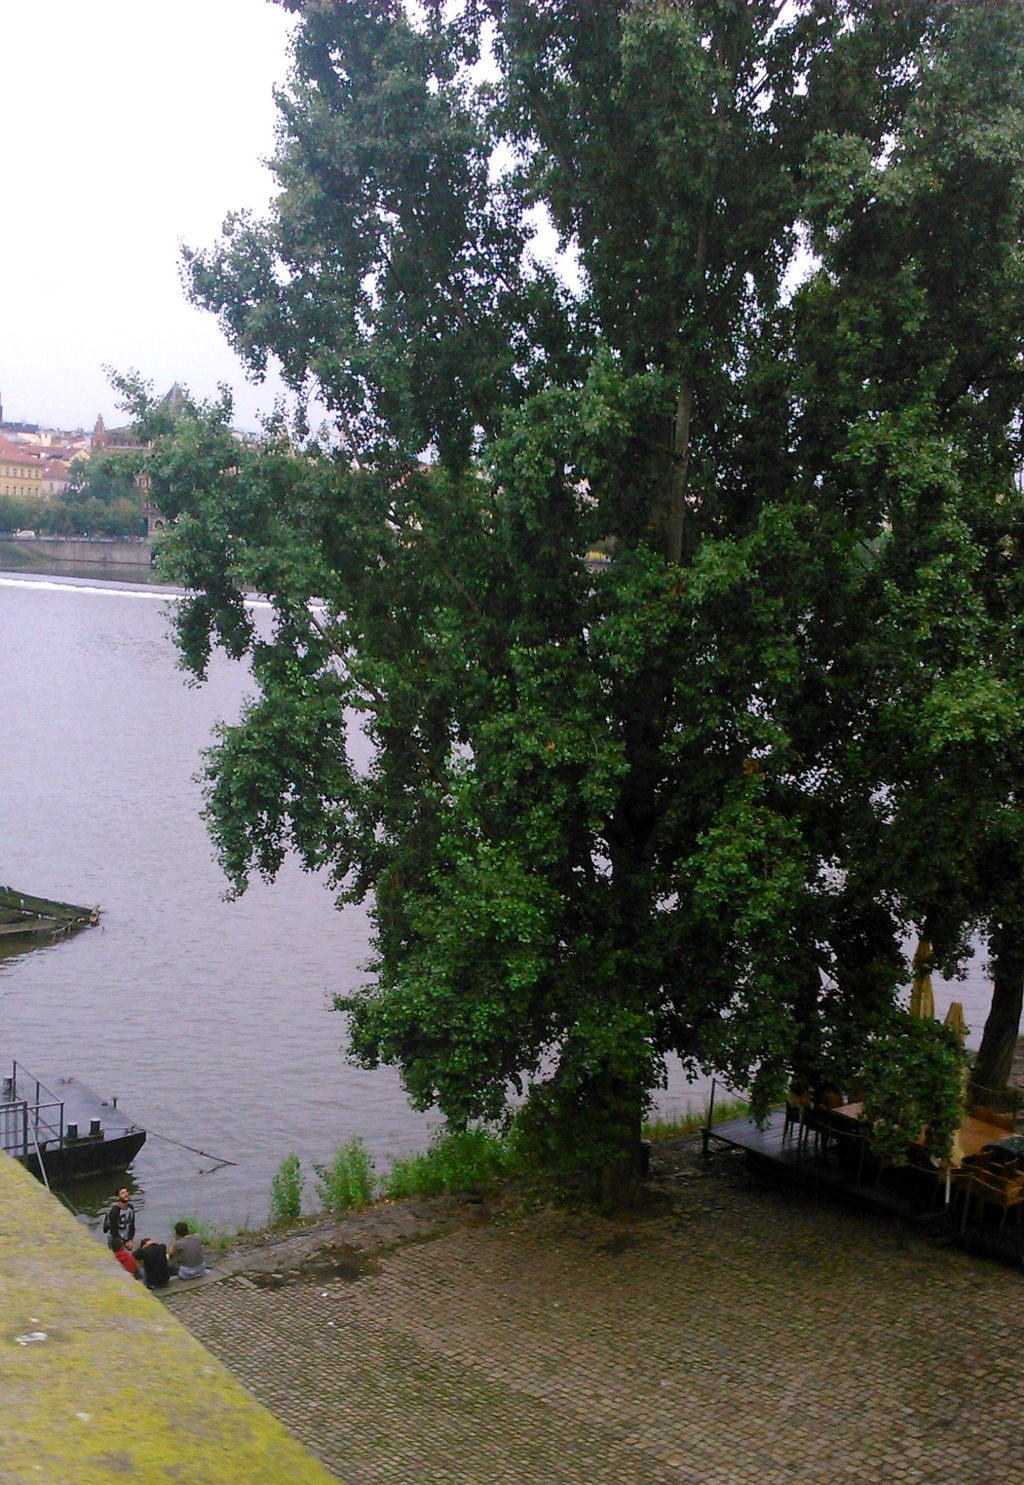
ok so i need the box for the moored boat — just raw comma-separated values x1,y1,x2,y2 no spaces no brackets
1,1059,146,1184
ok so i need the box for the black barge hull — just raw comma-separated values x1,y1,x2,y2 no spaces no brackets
13,1129,147,1182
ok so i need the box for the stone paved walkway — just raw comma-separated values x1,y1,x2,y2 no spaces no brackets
165,1141,1024,1484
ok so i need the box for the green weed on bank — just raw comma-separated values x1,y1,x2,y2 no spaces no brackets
381,1126,518,1200
269,1152,305,1225
642,1096,749,1143
314,1136,376,1215
267,1103,748,1225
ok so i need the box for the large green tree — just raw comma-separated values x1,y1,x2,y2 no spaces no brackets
129,0,1024,1200
788,0,1024,1096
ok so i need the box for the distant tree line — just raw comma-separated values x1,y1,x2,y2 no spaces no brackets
0,450,147,539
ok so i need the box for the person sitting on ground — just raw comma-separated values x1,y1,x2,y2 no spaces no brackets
168,1220,207,1279
132,1237,171,1289
112,1241,140,1279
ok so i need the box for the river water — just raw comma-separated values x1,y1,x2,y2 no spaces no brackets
0,571,1007,1243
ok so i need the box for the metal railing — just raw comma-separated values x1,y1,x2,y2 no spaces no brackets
0,1060,65,1158
968,1080,1022,1120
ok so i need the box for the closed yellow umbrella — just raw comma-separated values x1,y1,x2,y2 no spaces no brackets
910,938,935,1020
941,1000,969,1196
944,1001,968,1040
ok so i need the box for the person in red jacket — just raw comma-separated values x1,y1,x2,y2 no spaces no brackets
112,1242,140,1279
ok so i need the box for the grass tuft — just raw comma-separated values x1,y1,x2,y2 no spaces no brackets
269,1152,304,1225
642,1096,749,1143
381,1126,517,1200
313,1136,376,1215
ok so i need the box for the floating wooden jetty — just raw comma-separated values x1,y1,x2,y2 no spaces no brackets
0,884,99,951
1,1059,146,1184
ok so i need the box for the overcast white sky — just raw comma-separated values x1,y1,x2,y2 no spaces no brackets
2,1,298,434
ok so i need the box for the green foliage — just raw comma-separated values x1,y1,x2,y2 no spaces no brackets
313,1137,376,1215
0,451,145,538
381,1125,518,1201
0,493,47,532
59,449,146,537
268,1152,304,1225
122,0,1024,1205
856,1014,967,1166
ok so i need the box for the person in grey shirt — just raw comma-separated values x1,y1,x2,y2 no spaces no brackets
168,1221,207,1279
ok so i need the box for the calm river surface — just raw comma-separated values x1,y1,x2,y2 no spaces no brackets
0,571,1007,1243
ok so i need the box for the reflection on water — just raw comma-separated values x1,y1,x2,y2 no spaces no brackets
0,572,1007,1245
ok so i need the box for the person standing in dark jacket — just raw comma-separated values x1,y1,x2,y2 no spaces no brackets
103,1188,135,1251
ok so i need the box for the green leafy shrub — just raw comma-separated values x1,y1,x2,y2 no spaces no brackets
382,1125,516,1200
313,1136,376,1215
856,1012,966,1165
269,1152,304,1224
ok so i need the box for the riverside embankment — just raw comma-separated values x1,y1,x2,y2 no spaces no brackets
0,535,155,573
163,1134,1024,1485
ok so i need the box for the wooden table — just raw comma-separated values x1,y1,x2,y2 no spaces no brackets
833,1104,1011,1163
955,1115,1015,1162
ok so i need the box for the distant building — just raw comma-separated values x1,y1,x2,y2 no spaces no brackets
92,411,145,451
40,458,72,496
0,386,207,531
89,412,166,533
0,434,43,501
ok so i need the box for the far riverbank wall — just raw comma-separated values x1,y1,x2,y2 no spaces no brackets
0,536,155,573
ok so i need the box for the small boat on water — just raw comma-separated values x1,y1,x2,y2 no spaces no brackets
0,884,99,955
1,1059,146,1184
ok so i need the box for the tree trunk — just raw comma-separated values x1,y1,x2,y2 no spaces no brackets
665,209,708,567
970,919,1024,1102
666,376,695,567
598,1108,645,1212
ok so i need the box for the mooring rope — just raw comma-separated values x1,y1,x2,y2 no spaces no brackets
135,1125,238,1172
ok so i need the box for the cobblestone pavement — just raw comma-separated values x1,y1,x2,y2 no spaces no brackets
165,1142,1024,1485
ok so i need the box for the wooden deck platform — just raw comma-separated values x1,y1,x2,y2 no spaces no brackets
705,1109,1024,1268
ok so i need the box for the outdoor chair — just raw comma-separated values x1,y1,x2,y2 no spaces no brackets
905,1142,942,1199
851,1133,893,1189
939,1162,973,1212
961,1161,1024,1230
783,1092,810,1147
806,1102,856,1163
907,1149,971,1211
982,1143,1019,1168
